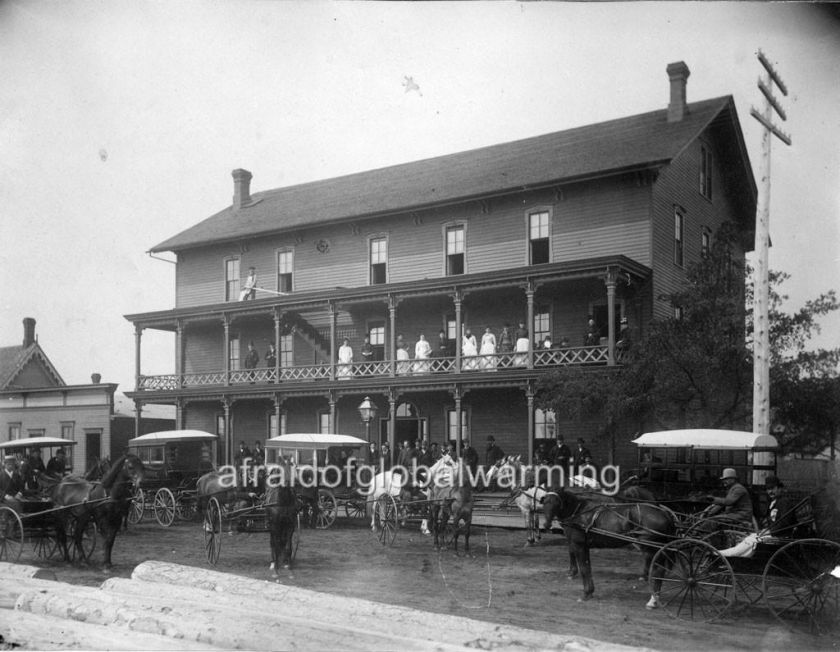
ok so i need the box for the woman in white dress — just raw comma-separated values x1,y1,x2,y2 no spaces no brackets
414,333,432,374
462,328,478,370
479,326,497,370
396,340,411,375
337,338,353,379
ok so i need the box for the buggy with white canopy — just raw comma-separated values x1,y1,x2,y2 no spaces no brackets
127,430,218,526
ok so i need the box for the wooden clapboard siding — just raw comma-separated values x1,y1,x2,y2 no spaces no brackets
651,134,746,320
175,175,653,309
184,325,222,373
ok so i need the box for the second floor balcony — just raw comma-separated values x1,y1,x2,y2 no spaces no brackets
137,345,619,392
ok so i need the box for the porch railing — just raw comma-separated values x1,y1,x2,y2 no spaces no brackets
136,345,613,390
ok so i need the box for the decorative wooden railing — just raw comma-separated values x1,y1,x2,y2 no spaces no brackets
137,345,614,391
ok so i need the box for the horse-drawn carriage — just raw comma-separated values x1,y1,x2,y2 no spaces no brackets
535,429,839,636
0,437,144,568
128,430,218,527
200,433,368,567
0,437,97,562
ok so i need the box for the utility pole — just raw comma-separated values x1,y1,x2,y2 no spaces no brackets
750,51,791,469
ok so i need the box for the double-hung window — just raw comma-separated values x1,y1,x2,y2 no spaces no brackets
534,408,556,439
446,225,465,276
674,208,684,267
229,336,241,371
529,211,550,264
225,258,240,302
534,306,551,344
370,237,387,285
447,409,469,442
277,250,293,293
701,228,711,258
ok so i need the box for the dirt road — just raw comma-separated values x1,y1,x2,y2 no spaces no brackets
17,517,834,651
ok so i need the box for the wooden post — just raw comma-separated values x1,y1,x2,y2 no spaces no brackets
750,51,791,459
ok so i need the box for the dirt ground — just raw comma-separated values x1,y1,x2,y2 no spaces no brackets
18,515,837,651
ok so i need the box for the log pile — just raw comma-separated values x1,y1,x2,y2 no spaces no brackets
0,561,645,650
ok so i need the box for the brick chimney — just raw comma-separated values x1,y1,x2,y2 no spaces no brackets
22,317,36,347
232,168,253,210
666,61,690,123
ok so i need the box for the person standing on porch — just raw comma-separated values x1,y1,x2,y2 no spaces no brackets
337,337,353,379
239,267,257,300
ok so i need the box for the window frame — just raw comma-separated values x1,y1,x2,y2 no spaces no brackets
534,408,557,440
60,421,75,441
588,301,625,342
8,423,21,441
533,304,552,345
276,248,294,294
318,411,331,435
229,335,241,371
224,256,241,302
526,207,552,265
446,407,470,444
674,207,685,267
701,227,711,258
368,235,389,285
443,222,467,276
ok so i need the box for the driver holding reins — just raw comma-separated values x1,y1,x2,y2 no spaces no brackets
702,467,754,530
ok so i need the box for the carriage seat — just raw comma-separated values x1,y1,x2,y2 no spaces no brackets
718,531,767,558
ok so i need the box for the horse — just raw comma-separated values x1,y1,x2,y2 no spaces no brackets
46,454,144,570
361,468,411,532
542,487,676,601
427,458,473,554
196,469,258,529
84,456,111,481
264,463,300,575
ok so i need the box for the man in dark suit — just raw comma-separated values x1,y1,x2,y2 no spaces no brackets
0,457,25,514
572,438,591,472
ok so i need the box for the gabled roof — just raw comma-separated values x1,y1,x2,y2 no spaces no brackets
0,342,65,390
152,96,755,253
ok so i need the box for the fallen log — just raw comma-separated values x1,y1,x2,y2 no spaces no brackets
0,609,220,651
16,586,469,651
0,561,56,580
0,576,65,609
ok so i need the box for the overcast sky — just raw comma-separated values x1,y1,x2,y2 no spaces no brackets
1,1,838,393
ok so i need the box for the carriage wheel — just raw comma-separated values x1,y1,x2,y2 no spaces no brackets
649,539,736,622
204,497,223,566
67,517,97,563
315,489,337,530
0,506,23,562
128,487,145,525
373,494,398,546
153,488,177,527
291,513,301,561
344,499,365,519
33,530,61,560
177,497,198,522
762,538,840,637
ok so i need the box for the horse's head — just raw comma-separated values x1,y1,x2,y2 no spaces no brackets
101,454,144,493
543,488,576,520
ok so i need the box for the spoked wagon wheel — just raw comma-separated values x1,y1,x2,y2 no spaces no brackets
315,489,337,529
128,487,145,525
33,530,61,560
0,506,23,562
204,497,223,566
154,487,177,527
373,494,398,546
762,538,840,637
649,538,736,622
344,499,365,519
67,517,97,563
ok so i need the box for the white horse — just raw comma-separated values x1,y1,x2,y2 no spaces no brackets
489,455,558,545
361,469,409,531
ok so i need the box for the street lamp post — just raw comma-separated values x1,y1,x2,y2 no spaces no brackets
358,396,378,444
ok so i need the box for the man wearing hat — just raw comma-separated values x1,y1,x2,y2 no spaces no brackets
0,457,24,514
703,468,754,530
764,476,797,537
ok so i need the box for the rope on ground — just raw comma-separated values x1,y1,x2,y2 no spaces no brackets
435,526,492,609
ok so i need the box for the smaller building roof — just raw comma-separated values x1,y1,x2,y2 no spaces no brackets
632,429,778,450
129,430,217,446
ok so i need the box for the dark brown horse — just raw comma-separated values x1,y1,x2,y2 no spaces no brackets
543,487,676,600
264,464,300,575
47,454,144,569
428,460,473,554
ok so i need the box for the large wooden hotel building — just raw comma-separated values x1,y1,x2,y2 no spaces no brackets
125,62,756,468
